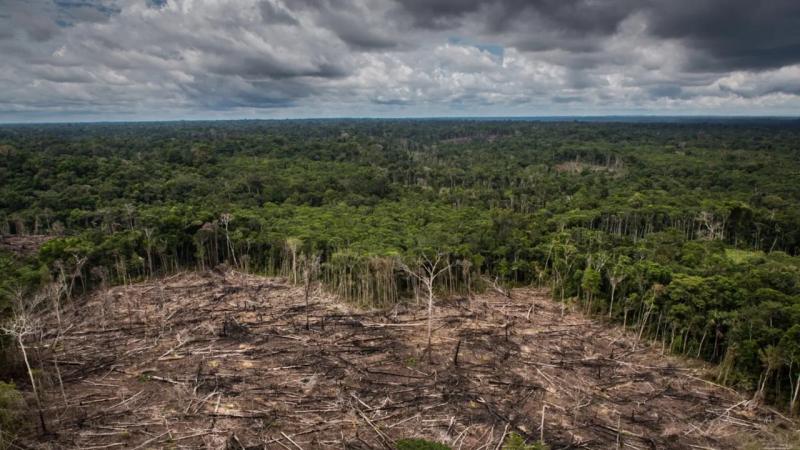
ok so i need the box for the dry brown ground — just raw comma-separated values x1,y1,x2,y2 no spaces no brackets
22,269,798,449
0,234,52,257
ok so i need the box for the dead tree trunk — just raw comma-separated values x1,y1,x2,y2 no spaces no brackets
608,278,620,318
302,253,321,330
285,238,301,284
634,300,654,351
219,213,237,267
17,334,47,433
2,290,48,434
398,253,450,362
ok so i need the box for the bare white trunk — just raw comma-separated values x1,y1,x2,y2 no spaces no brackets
608,284,616,318
427,281,434,352
18,336,47,433
633,302,653,351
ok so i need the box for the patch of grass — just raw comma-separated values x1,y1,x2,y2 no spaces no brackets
503,433,549,450
137,373,152,382
725,248,764,264
396,438,452,450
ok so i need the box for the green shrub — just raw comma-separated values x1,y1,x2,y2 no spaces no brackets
503,432,549,450
396,438,452,450
0,382,24,449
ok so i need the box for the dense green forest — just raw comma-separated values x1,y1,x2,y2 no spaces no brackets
1,119,800,413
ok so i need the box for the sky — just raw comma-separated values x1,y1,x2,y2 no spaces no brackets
1,0,799,122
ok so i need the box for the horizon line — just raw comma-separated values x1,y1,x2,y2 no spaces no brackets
1,114,799,126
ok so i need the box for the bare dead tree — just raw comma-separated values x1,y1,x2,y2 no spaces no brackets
398,252,450,361
697,211,723,241
483,276,511,299
91,267,110,329
302,253,321,330
57,254,87,302
123,203,136,230
549,236,577,318
219,213,237,267
48,274,67,334
633,284,664,351
791,372,800,416
48,303,71,408
607,258,628,318
459,258,472,301
1,288,48,433
285,238,302,284
39,279,68,405
752,346,782,408
143,227,155,278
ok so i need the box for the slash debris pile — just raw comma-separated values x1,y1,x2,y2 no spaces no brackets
0,234,51,257
28,269,796,449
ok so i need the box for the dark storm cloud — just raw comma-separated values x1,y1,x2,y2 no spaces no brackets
284,0,400,50
207,55,348,80
389,0,800,72
644,0,800,71
180,76,311,110
372,97,413,105
318,13,397,50
405,0,634,33
394,0,637,46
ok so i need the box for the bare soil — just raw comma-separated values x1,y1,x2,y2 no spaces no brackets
0,234,52,257
24,269,797,449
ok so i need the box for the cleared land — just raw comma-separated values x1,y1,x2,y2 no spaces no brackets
24,269,797,449
0,234,51,257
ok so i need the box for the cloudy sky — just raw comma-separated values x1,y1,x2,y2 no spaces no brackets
1,0,799,121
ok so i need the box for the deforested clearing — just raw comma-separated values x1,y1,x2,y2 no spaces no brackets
21,269,795,449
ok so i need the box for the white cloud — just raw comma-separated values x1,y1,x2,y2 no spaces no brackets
0,0,798,121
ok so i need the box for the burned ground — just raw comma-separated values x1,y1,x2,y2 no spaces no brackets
23,270,797,449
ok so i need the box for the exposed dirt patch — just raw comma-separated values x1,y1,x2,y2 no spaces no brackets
23,270,797,449
0,234,52,257
554,161,622,175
